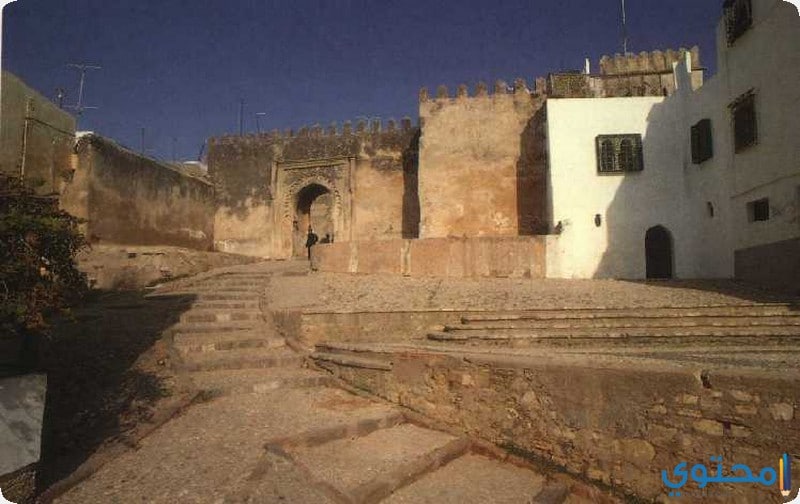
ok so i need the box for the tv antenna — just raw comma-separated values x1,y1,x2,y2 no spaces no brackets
66,63,101,117
255,112,267,134
621,0,629,55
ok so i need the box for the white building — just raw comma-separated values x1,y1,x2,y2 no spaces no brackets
544,0,799,293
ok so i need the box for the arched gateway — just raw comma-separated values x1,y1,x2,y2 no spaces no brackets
273,157,354,259
293,183,334,257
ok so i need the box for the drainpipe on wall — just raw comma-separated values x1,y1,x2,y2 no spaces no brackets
20,116,29,180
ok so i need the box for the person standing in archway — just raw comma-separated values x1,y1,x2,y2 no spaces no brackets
305,226,319,261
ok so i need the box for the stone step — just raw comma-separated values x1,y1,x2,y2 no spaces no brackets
382,454,546,504
198,277,268,286
176,347,305,372
461,304,799,323
448,315,800,332
175,291,262,301
188,300,261,310
179,309,263,324
286,423,469,503
428,325,800,346
177,282,265,294
188,368,330,396
171,320,264,334
174,332,285,354
311,351,392,371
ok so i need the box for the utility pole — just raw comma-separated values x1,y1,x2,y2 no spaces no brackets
238,99,245,135
140,127,146,155
172,137,178,162
621,0,629,55
66,63,101,120
255,112,267,134
55,88,66,109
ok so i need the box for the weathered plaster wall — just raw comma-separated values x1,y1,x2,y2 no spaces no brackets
418,82,547,238
716,0,800,291
208,122,419,258
64,134,214,249
312,236,545,279
0,71,76,195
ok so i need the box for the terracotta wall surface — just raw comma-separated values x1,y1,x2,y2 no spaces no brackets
417,84,547,238
62,134,215,250
312,236,545,278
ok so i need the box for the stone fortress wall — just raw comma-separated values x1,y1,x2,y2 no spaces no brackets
548,46,703,98
208,120,419,258
62,134,215,250
417,79,548,239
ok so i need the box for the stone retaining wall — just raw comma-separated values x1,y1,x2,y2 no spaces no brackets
273,310,470,348
311,237,546,278
316,348,800,503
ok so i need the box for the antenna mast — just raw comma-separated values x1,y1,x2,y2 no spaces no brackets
621,0,629,55
66,63,101,118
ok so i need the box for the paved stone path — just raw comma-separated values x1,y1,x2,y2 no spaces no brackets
54,261,617,504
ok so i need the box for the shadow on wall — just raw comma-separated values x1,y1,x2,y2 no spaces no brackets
402,130,421,238
517,105,548,235
208,138,277,220
594,97,682,280
35,290,196,494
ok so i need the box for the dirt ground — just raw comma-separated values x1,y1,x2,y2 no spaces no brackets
269,272,794,312
78,244,256,290
34,289,196,496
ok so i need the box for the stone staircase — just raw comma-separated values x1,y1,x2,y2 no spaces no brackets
426,303,800,348
147,261,327,396
120,262,619,503
265,403,612,504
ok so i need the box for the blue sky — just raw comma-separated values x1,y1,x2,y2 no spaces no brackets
2,0,722,161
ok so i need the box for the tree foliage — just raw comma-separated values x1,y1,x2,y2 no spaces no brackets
0,174,88,344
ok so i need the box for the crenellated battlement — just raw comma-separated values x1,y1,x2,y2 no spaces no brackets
419,76,548,103
599,46,701,75
209,116,418,146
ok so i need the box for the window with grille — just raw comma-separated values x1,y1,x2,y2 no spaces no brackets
724,0,753,45
731,91,757,152
747,198,769,222
599,139,614,172
595,135,643,174
691,119,713,164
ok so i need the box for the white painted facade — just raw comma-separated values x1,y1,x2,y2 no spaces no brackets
545,0,799,283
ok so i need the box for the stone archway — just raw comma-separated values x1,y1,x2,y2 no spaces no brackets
274,158,353,259
645,225,674,279
293,183,334,257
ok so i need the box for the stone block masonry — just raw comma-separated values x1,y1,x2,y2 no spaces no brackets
315,346,800,503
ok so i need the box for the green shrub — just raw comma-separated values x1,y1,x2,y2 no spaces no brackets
0,174,88,367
